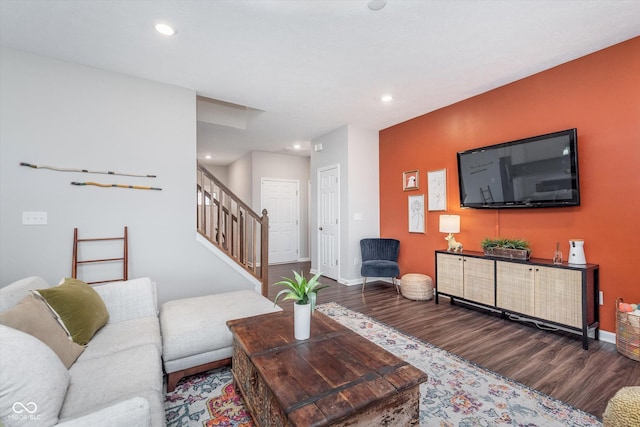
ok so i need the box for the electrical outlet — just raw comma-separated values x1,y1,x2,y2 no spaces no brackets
353,257,359,266
22,211,47,225
599,291,604,305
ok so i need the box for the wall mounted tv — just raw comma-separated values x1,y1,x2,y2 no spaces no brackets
457,128,580,209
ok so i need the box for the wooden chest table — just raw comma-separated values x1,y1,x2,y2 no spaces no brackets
227,310,427,426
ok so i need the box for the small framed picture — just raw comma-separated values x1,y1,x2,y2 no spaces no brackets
403,170,419,191
428,169,447,211
408,194,425,233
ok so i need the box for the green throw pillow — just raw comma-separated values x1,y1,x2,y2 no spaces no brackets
33,278,109,345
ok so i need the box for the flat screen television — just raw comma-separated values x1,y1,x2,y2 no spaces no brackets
457,128,580,209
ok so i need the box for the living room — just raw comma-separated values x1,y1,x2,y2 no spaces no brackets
2,2,638,325
1,1,640,426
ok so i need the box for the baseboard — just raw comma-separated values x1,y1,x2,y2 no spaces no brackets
308,269,365,286
269,257,310,266
599,329,615,344
339,278,361,286
338,277,396,286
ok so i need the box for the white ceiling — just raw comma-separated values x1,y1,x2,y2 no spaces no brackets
1,0,639,166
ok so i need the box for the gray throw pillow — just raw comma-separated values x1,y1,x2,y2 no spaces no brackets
0,325,70,426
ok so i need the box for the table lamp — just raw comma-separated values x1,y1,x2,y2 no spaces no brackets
439,215,462,252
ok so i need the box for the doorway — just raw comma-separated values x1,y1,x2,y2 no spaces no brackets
261,178,300,264
317,165,340,280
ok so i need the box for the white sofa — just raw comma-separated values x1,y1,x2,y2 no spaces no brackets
0,276,164,427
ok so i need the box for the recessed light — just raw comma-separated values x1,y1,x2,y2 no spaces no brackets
381,95,393,102
293,144,301,149
368,0,387,11
155,23,176,36
205,155,211,159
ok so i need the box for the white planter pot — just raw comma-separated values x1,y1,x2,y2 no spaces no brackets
294,302,311,340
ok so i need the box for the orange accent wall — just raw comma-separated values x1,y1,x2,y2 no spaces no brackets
380,37,640,333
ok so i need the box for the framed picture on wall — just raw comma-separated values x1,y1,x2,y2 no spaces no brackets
428,169,447,211
408,194,425,233
403,170,419,191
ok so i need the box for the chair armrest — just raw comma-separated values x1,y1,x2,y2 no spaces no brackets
93,278,158,323
56,397,150,427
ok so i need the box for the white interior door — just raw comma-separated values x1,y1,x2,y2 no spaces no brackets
318,165,339,280
261,178,299,264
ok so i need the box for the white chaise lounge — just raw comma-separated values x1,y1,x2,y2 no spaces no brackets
160,290,281,392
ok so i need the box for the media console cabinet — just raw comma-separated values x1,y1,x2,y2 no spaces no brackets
435,250,599,349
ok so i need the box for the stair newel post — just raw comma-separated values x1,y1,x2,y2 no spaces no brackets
261,209,269,297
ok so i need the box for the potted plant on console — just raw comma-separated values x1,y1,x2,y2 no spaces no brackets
481,237,531,260
273,271,328,340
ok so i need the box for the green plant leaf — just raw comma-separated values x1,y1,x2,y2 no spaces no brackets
272,270,328,308
481,237,530,250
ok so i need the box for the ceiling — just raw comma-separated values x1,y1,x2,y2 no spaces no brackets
1,1,639,166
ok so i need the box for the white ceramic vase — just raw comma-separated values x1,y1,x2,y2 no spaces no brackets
294,302,311,340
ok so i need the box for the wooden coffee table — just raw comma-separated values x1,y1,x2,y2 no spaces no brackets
227,310,427,426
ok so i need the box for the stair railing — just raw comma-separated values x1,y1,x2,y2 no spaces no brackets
197,163,269,296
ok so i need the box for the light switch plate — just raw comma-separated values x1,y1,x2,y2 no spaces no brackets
22,211,47,225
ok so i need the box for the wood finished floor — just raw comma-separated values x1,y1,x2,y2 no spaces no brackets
268,262,640,418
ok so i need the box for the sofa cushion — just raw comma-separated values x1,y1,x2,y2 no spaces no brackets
0,324,70,426
56,397,152,427
92,278,157,323
80,317,161,361
0,276,51,312
33,278,109,345
60,344,162,421
0,294,84,368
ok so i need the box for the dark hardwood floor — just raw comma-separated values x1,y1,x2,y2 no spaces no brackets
268,262,640,418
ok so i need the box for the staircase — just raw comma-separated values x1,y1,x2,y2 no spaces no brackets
197,163,269,295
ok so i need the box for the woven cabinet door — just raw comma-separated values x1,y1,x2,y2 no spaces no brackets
436,253,464,298
534,266,582,328
463,257,495,306
496,261,535,317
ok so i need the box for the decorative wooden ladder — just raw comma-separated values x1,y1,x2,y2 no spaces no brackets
72,226,128,285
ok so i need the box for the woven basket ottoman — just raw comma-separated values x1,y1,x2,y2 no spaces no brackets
400,273,433,301
603,386,640,427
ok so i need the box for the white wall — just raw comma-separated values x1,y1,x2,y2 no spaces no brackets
203,165,229,186
310,125,379,284
227,152,253,203
0,48,255,303
310,126,348,276
345,126,380,282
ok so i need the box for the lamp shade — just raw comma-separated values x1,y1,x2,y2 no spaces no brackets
439,215,460,233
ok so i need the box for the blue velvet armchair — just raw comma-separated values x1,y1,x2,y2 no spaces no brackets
360,238,400,293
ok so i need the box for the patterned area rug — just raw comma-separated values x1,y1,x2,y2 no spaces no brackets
164,302,602,427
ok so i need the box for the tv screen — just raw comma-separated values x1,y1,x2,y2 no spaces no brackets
457,129,580,209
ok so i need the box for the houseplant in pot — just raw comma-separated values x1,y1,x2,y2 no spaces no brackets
273,271,328,340
481,237,531,260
